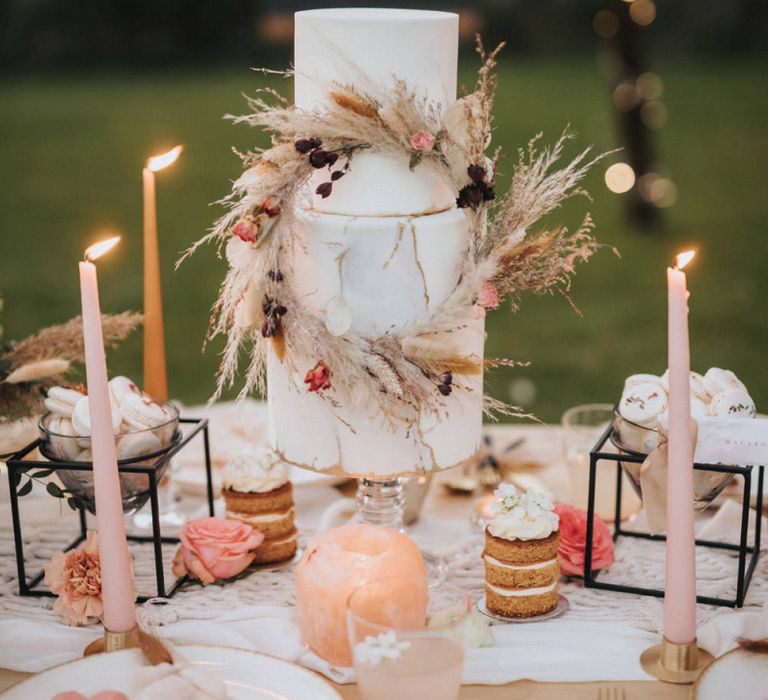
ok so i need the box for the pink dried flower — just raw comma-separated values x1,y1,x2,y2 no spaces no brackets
260,196,281,217
304,361,332,393
44,531,104,626
477,283,500,309
232,217,259,243
409,131,436,152
172,517,264,585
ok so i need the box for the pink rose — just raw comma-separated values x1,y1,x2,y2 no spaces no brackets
409,131,436,152
477,283,500,309
553,504,615,577
260,195,281,218
172,517,264,585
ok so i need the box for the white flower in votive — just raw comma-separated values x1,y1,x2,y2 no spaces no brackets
355,632,412,666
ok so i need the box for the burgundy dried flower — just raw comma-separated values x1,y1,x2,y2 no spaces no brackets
316,182,333,198
295,137,321,153
309,149,328,168
437,383,452,396
267,269,284,282
331,170,345,181
456,184,484,210
326,152,339,166
304,361,332,393
467,164,486,183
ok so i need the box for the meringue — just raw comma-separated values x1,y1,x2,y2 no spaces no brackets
71,395,122,436
109,376,169,430
44,386,86,417
46,415,81,460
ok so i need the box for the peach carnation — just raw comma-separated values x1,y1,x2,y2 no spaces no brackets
44,531,104,626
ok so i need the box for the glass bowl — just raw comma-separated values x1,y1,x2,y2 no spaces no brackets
610,407,734,511
347,575,470,700
38,403,180,515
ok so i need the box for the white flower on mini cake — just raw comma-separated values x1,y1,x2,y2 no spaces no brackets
428,603,493,648
354,631,412,665
489,483,559,541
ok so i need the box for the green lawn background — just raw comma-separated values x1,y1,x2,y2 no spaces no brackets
1,57,767,422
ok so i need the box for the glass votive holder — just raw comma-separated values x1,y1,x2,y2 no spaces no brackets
562,403,641,521
38,404,180,515
347,575,469,700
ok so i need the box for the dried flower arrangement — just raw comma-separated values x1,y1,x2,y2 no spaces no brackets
0,311,142,423
182,38,606,426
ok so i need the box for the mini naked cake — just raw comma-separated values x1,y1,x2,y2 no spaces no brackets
483,483,560,618
222,446,297,564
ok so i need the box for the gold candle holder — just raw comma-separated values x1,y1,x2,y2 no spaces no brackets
84,626,141,656
640,637,714,684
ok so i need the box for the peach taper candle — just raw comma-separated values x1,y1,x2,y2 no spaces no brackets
79,236,137,634
142,145,182,402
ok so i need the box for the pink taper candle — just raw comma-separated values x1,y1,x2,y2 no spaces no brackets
664,250,697,644
79,237,137,633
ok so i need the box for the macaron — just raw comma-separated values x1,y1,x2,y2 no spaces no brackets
46,415,81,460
709,389,756,418
109,376,169,431
623,373,664,391
703,367,747,396
44,386,86,417
619,382,668,426
660,369,710,402
71,395,123,436
116,431,162,460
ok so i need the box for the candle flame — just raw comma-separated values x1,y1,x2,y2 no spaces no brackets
675,250,696,270
84,236,121,262
146,145,183,172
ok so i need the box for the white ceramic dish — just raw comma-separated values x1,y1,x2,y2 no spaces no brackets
692,646,768,700
1,644,341,700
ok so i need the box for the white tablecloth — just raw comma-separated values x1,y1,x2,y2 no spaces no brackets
1,403,766,684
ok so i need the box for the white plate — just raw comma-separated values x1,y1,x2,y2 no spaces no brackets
692,646,768,700
1,644,341,700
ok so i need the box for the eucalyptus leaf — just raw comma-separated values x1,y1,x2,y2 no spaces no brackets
46,481,64,498
17,479,33,497
31,469,54,478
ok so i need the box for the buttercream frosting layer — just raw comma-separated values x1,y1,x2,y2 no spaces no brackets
294,8,458,215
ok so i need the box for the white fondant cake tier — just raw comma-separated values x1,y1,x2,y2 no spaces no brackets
294,8,458,216
267,207,484,476
290,207,469,335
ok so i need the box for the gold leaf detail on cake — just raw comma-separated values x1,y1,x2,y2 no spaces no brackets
330,91,379,119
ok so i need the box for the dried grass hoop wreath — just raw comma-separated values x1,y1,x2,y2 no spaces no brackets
182,39,606,423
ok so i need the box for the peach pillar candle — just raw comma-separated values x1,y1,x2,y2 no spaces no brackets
79,237,137,633
142,145,182,402
664,250,697,645
295,524,428,666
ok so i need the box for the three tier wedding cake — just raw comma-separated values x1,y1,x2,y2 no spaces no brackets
188,7,601,484
268,9,483,476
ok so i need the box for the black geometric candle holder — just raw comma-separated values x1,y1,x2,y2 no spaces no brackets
584,421,763,608
5,417,214,601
